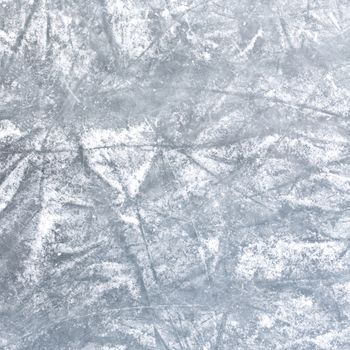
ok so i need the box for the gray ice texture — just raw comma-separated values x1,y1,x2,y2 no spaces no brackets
0,0,350,349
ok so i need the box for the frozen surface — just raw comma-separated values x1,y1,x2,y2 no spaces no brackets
0,0,350,349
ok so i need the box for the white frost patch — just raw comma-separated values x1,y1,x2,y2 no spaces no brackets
259,314,274,328
280,136,344,166
0,157,29,213
49,12,94,78
237,134,280,159
161,8,170,19
325,217,350,240
254,158,293,192
83,124,155,199
120,212,139,226
236,239,345,281
296,295,313,308
24,180,62,282
275,295,314,322
105,0,151,58
90,163,124,194
170,151,211,198
322,171,350,192
333,281,350,301
205,237,219,255
0,120,22,141
332,282,350,320
35,207,60,253
312,329,350,350
82,124,153,148
127,158,153,197
83,345,126,350
0,29,16,53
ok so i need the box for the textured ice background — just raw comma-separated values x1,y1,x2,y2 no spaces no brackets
1,0,350,349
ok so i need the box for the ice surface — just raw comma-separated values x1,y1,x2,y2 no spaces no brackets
0,0,350,349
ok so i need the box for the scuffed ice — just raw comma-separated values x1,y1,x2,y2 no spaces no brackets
0,0,350,349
